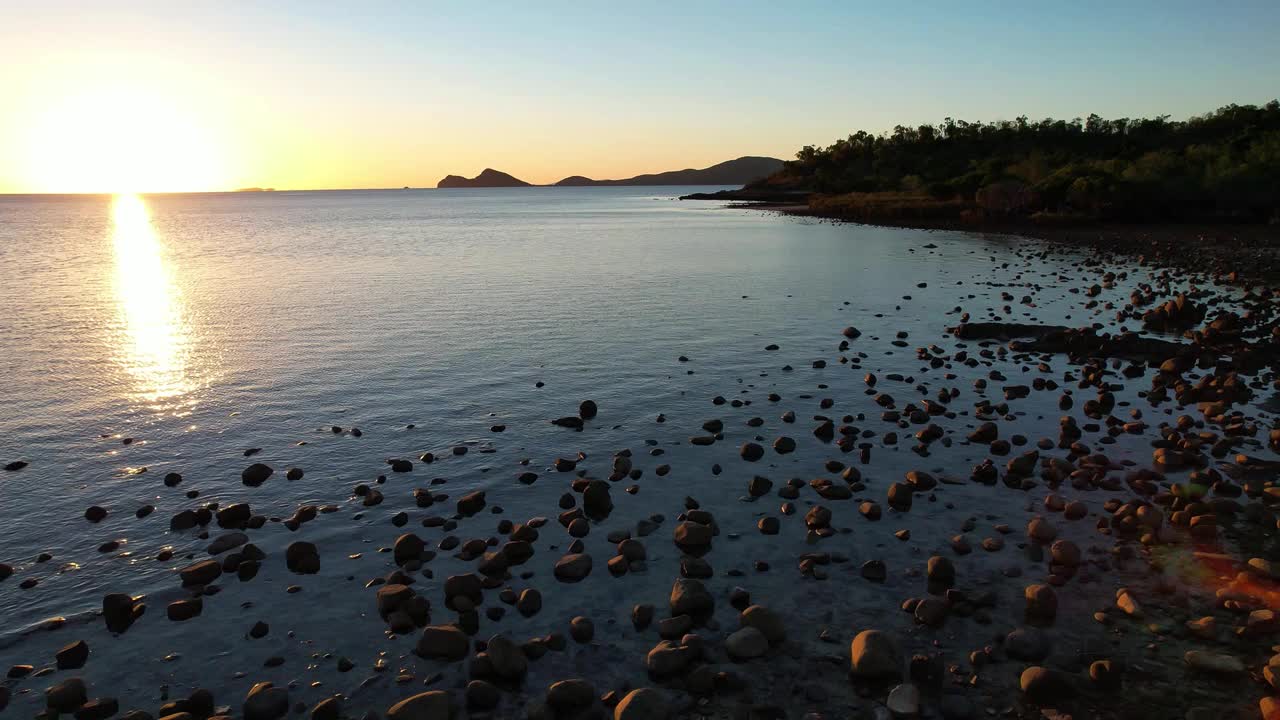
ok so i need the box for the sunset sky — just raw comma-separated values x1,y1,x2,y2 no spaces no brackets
2,1,1278,193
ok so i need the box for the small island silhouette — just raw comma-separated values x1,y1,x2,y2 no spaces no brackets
435,156,783,188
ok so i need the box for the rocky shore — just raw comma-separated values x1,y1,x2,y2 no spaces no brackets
2,224,1279,720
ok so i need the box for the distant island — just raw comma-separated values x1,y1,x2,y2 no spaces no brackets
235,187,275,192
435,156,783,188
437,169,532,189
686,101,1280,225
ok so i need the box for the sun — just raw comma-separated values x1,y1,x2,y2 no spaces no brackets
18,84,232,194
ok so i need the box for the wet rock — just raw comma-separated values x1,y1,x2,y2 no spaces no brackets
583,480,613,518
179,560,222,586
570,616,594,643
486,634,528,679
887,684,920,716
457,491,486,516
726,626,768,660
926,556,954,586
56,639,89,669
241,463,273,487
416,625,470,660
1184,651,1244,674
466,680,499,711
1020,666,1072,704
386,690,453,720
547,679,595,710
517,588,542,617
614,688,669,720
554,553,593,582
285,541,320,574
167,598,203,621
103,593,142,633
850,630,900,680
243,682,289,720
1089,659,1122,691
673,521,712,550
1024,584,1058,622
646,641,695,676
740,605,785,644
75,697,119,720
670,578,713,617
46,678,87,713
740,443,764,462
394,533,426,565
1005,626,1050,661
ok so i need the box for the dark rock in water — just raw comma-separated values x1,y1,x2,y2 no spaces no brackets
311,696,342,720
740,605,786,644
167,598,203,621
466,680,500,710
486,633,528,679
241,463,273,487
46,678,87,713
547,679,595,710
740,442,764,462
55,639,89,669
386,691,453,720
583,480,613,518
850,630,901,679
3,461,28,471
243,681,289,720
179,559,222,586
457,490,486,516
926,556,955,586
579,400,598,419
1089,659,1122,691
1024,584,1058,622
614,687,670,720
669,578,713,617
285,541,320,574
552,416,585,430
84,506,107,523
393,533,426,565
1020,666,1073,704
216,503,252,528
102,593,142,633
285,467,304,480
1005,626,1050,661
74,697,118,719
388,459,413,473
415,625,470,660
887,482,913,509
517,588,542,616
554,553,593,582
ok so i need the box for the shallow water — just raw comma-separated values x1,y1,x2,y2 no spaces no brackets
0,188,1275,717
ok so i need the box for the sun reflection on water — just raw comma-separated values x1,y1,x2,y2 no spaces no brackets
111,193,196,408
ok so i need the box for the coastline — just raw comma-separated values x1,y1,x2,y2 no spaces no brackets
725,199,1280,286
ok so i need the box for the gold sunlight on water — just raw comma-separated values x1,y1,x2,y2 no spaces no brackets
111,194,195,406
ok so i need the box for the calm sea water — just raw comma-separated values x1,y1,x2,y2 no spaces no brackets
0,188,1264,716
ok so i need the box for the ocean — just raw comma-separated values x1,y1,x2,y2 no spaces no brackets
0,187,1261,716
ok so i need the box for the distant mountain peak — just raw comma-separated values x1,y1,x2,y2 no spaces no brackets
435,156,785,189
553,156,784,187
437,169,532,188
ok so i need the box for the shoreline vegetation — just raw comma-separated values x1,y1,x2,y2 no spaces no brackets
683,101,1280,283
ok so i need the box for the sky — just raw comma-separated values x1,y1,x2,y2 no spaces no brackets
1,0,1278,193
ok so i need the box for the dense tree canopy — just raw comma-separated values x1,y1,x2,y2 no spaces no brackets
753,101,1280,222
